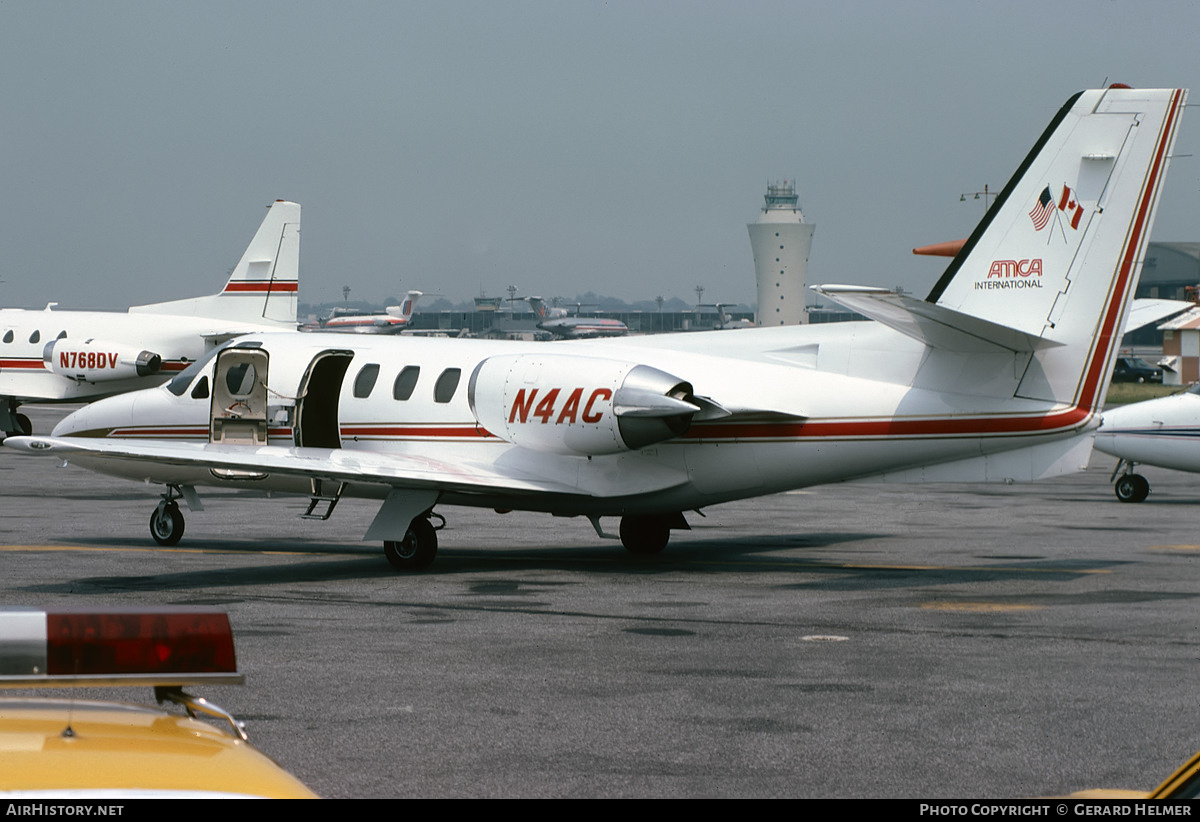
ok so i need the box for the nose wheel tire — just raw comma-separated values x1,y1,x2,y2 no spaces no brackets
384,516,438,571
150,501,186,546
1114,473,1150,503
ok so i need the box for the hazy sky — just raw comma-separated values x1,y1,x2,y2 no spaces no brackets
2,0,1198,311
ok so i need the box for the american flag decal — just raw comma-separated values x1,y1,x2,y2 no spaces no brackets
1029,186,1054,231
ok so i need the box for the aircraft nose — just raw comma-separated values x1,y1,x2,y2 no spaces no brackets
52,404,92,437
52,391,138,437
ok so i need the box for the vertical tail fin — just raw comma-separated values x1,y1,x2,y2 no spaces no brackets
385,290,424,322
926,87,1186,409
131,200,300,328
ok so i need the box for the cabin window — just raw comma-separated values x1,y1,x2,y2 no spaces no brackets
224,362,258,398
393,366,420,401
190,376,210,400
354,363,380,398
2,330,12,343
56,330,66,339
28,330,40,344
433,368,461,403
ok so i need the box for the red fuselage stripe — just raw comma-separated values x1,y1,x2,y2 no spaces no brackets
222,281,299,293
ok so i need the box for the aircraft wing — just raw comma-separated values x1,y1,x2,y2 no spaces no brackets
1125,298,1193,333
813,285,1063,354
3,436,592,498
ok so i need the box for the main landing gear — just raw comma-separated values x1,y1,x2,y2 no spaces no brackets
383,512,445,571
617,512,689,555
1111,460,1150,503
618,514,672,554
2,399,31,438
150,488,187,546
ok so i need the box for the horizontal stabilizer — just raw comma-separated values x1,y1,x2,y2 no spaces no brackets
813,284,1064,354
1125,298,1193,333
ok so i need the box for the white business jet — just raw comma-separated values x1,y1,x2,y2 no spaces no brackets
1094,387,1200,502
0,200,301,436
5,87,1187,571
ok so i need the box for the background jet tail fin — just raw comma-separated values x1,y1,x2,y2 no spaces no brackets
131,200,300,328
924,87,1186,409
385,291,424,321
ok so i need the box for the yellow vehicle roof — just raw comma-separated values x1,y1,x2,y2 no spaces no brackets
0,698,317,799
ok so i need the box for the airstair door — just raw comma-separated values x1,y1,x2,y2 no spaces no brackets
209,348,270,445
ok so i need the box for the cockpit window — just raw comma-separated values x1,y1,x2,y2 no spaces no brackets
190,375,210,400
166,345,225,396
433,368,461,404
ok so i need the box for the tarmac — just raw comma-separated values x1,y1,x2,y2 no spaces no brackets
2,404,1199,798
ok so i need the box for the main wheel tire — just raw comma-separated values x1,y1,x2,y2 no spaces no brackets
384,517,438,570
14,413,31,437
619,514,671,555
1114,473,1150,503
149,501,185,546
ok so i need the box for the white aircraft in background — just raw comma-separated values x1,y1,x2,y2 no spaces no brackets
0,200,301,436
528,296,629,339
1095,388,1200,502
311,290,424,334
5,87,1187,572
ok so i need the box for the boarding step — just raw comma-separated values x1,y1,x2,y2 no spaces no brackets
301,479,346,521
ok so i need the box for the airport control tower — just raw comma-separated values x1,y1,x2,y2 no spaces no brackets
747,181,814,325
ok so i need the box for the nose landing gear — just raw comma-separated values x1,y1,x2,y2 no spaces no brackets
1111,460,1150,503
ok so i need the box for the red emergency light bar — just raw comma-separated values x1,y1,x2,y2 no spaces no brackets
0,608,243,687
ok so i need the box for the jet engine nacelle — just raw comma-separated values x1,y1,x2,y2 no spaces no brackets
43,338,162,382
468,354,700,456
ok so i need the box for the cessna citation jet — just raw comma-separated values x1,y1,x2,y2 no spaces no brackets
0,200,301,436
5,87,1187,571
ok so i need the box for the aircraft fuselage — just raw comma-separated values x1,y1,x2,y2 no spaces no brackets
51,325,1098,518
